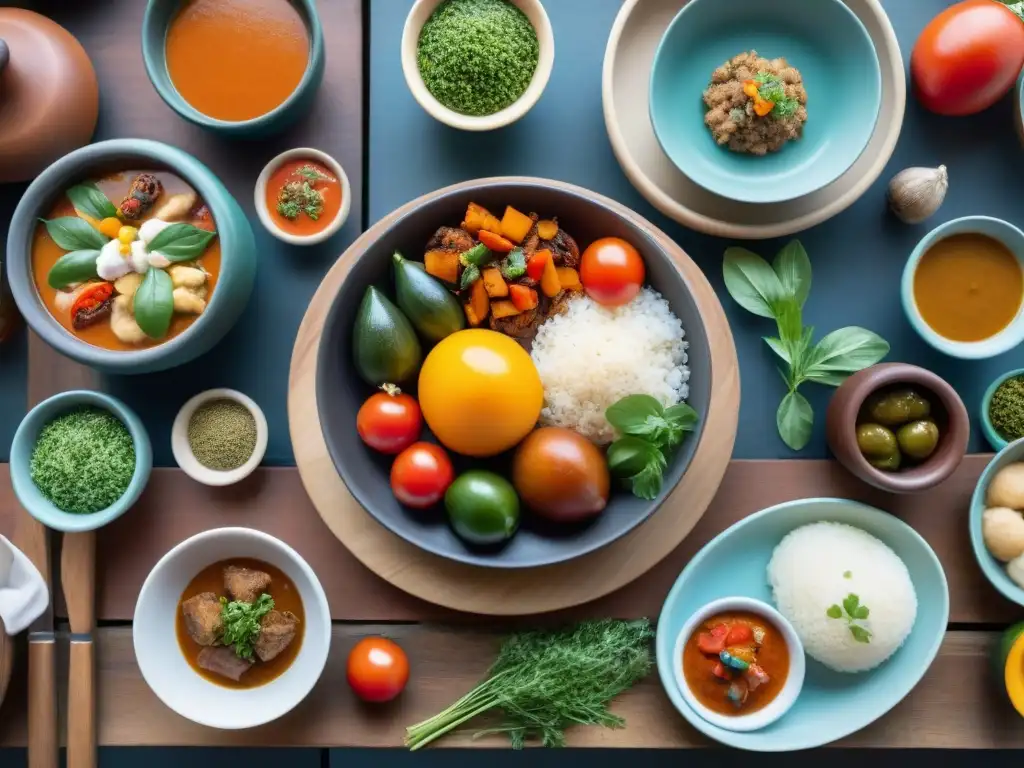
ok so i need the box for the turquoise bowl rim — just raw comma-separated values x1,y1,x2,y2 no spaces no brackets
900,215,1024,360
656,497,949,751
648,0,882,205
969,438,1024,608
141,0,325,135
980,368,1024,452
10,390,153,534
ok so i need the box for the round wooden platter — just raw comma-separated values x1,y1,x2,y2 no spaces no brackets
288,177,740,615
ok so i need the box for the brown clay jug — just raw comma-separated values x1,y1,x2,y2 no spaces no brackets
0,9,99,183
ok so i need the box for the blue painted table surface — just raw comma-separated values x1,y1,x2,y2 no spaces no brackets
370,0,1024,460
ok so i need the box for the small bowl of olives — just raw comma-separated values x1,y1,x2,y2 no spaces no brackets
825,363,970,493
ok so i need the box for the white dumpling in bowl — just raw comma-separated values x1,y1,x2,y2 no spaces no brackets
982,506,1024,562
988,463,1024,510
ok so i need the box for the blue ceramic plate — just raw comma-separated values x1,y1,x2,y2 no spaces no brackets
656,498,948,751
969,439,1024,607
649,0,881,204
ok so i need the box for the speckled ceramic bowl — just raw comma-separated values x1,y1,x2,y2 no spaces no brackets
6,139,257,374
141,0,325,138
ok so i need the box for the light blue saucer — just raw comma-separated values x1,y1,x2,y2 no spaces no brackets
656,498,948,751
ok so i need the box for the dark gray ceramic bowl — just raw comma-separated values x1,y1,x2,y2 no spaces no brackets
316,179,713,568
7,139,257,374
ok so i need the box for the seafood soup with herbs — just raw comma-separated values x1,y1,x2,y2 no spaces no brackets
31,170,221,352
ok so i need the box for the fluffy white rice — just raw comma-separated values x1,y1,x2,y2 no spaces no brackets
767,522,917,673
530,288,689,444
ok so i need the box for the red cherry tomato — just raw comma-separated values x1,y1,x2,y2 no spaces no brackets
347,636,409,703
357,386,422,455
390,442,454,508
911,0,1024,116
580,237,645,307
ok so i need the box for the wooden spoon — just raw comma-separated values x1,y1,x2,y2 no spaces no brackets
62,531,96,768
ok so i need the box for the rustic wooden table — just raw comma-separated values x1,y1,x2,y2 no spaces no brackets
0,0,1022,752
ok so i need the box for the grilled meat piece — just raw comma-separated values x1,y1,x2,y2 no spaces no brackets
71,296,113,329
181,592,224,646
254,610,300,662
118,173,163,220
490,305,541,338
197,646,253,682
521,223,580,269
427,226,475,253
223,566,272,604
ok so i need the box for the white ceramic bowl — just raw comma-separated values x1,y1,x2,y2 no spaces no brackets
133,527,331,730
401,0,555,131
171,389,268,486
671,596,805,732
254,148,351,245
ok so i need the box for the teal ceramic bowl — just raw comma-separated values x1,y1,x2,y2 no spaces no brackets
980,369,1024,452
649,0,881,204
901,216,1024,360
10,391,153,534
656,498,948,750
969,439,1024,608
6,139,257,374
141,0,325,138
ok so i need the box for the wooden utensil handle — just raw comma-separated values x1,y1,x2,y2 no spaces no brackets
27,639,58,768
67,640,96,768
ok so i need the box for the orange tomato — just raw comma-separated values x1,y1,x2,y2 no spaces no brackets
418,329,542,457
580,237,645,307
346,637,409,703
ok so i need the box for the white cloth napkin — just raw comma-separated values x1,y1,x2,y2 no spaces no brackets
0,534,49,635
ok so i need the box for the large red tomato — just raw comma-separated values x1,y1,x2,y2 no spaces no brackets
911,0,1024,116
579,237,645,307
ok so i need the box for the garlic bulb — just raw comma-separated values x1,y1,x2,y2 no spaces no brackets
887,165,948,224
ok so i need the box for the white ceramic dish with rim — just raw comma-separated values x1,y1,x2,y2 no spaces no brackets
672,596,805,732
602,0,905,239
171,388,268,486
133,527,331,730
401,0,555,131
901,216,1024,360
254,148,351,246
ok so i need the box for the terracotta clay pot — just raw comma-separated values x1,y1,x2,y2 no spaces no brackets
825,362,969,493
0,9,99,183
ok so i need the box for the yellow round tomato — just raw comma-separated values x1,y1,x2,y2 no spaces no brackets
418,329,543,457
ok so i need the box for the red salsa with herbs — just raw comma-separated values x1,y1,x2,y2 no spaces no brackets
264,159,342,237
682,611,789,715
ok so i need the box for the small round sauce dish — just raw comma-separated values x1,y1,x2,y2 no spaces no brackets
981,368,1024,452
901,216,1024,360
172,388,268,487
672,596,805,732
254,148,350,246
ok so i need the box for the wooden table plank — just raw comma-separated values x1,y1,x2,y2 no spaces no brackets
0,627,1004,748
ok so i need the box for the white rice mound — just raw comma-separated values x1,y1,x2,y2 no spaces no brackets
767,521,917,674
530,287,689,444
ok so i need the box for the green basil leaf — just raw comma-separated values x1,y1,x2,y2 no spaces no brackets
628,461,664,501
722,247,786,319
65,183,117,221
772,240,812,308
777,390,813,451
606,394,664,433
144,223,217,263
133,268,174,339
41,217,108,251
774,297,803,347
46,250,99,289
805,327,889,374
606,436,662,479
764,336,790,364
802,369,849,387
664,402,699,431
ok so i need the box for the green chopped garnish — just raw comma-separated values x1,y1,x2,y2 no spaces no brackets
219,593,275,660
753,71,800,120
276,180,324,222
294,164,335,183
825,592,872,643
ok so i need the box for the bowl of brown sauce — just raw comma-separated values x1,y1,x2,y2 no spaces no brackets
902,216,1024,360
674,596,805,732
133,527,330,729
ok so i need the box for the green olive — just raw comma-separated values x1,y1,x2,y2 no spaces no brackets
856,423,898,458
865,389,932,426
869,450,902,471
897,419,940,461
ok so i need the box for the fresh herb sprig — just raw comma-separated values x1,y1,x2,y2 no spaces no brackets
604,395,699,500
722,241,889,451
295,164,335,183
754,71,799,119
220,593,275,660
826,592,872,644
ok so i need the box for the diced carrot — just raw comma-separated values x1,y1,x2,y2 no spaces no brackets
481,267,508,298
462,202,502,235
500,206,534,244
711,662,731,680
463,279,489,327
556,266,581,291
536,219,559,240
540,251,561,298
725,625,753,646
526,249,551,281
425,249,460,283
478,230,515,253
490,300,522,319
697,631,726,656
509,284,538,311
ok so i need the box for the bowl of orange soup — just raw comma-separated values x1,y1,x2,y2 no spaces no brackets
902,216,1024,360
254,148,351,246
6,138,257,374
142,0,325,137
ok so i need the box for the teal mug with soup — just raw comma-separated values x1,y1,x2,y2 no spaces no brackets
142,0,325,138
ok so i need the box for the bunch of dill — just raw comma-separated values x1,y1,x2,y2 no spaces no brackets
405,618,654,750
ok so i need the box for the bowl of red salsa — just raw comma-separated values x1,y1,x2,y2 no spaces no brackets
254,147,350,246
673,596,805,732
